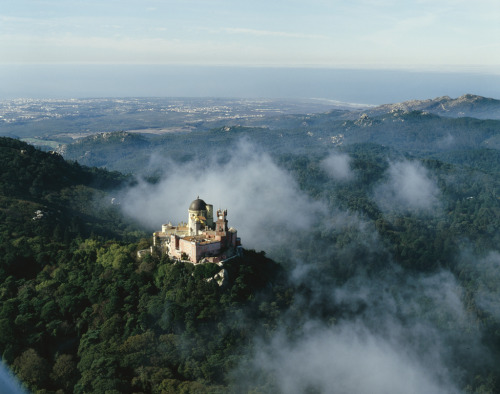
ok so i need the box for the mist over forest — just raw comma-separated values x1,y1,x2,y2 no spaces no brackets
3,0,500,390
1,94,499,393
116,133,498,393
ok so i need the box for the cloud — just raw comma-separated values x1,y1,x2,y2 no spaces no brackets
475,252,500,319
118,139,494,394
119,139,384,276
0,361,26,394
221,27,329,40
246,325,458,394
437,133,455,149
233,269,478,394
320,151,354,181
373,160,441,214
119,139,326,252
459,250,500,321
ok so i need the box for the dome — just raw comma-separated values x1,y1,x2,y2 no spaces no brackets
189,197,207,211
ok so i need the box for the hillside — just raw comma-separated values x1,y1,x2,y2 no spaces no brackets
0,137,139,245
331,110,500,151
0,138,291,392
364,94,500,119
59,107,500,173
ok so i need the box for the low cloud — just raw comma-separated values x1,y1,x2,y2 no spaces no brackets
437,133,456,149
475,252,500,319
0,361,26,394
373,160,441,214
320,151,354,181
459,250,500,321
120,140,492,394
233,269,481,394
245,324,458,394
119,139,326,252
222,27,329,40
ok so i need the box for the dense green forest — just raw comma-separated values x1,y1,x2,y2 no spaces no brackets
0,138,291,393
1,133,500,393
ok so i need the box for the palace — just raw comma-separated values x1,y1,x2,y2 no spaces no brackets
153,197,241,264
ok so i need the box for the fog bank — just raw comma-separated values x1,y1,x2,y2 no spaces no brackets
120,139,325,252
119,140,493,393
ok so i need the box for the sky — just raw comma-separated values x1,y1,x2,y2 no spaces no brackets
1,0,500,101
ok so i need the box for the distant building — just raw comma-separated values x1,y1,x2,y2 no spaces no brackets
153,197,241,264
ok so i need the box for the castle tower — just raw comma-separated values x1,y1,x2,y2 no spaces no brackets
215,209,228,235
188,197,208,236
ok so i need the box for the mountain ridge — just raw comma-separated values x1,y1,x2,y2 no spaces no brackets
362,94,500,119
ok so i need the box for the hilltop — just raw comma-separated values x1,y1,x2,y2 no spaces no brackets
0,138,290,392
359,94,500,119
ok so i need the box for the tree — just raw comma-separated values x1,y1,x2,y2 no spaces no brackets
51,354,78,392
12,348,49,389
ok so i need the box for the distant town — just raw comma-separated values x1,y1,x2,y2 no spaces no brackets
0,97,338,126
0,97,343,148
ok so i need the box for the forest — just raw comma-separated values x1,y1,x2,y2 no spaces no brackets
0,106,500,394
0,137,290,393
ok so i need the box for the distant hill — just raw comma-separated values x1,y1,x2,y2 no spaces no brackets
3,94,500,174
331,110,500,151
363,94,500,120
58,131,152,170
58,107,500,173
2,95,500,154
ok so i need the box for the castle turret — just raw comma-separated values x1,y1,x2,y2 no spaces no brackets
216,209,228,235
188,196,208,235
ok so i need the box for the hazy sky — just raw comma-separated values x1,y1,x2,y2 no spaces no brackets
1,1,500,100
2,0,500,69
